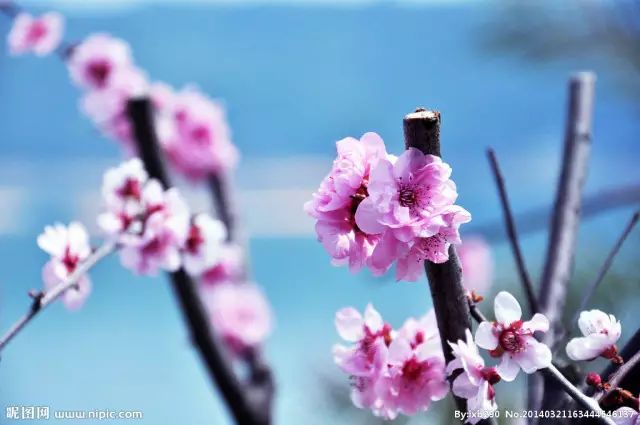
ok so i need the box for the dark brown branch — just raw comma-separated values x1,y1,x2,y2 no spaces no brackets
571,211,639,324
127,97,269,425
486,148,538,314
403,108,471,415
536,72,596,414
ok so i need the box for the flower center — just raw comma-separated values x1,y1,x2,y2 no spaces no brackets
62,248,80,273
27,21,47,42
399,186,417,207
402,357,425,382
498,320,527,353
480,367,501,385
118,178,141,200
185,224,204,254
87,60,112,87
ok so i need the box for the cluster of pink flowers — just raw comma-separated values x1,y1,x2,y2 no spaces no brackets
333,292,556,422
36,158,271,353
64,33,237,178
7,11,63,56
333,304,448,419
305,133,470,281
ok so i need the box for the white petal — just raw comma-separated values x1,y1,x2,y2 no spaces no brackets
475,322,499,350
494,291,522,325
515,340,552,373
363,303,384,333
524,313,550,333
387,337,412,364
452,373,478,399
497,355,520,382
335,307,364,342
566,335,609,361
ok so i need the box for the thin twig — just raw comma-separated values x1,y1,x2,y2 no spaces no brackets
571,211,639,325
486,148,538,314
127,97,270,425
0,241,115,352
597,350,640,403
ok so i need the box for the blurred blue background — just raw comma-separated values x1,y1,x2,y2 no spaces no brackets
0,0,638,424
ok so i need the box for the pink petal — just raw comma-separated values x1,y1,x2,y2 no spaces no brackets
524,313,550,333
497,355,520,382
515,340,552,373
335,307,364,341
354,197,385,235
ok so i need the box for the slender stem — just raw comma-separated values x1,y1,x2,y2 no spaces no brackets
0,241,115,352
597,346,640,403
127,97,269,425
543,365,615,425
469,184,640,243
403,108,472,415
571,211,639,324
486,148,538,314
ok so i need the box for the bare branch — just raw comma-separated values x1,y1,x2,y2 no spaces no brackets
403,108,471,414
127,97,270,425
486,148,538,314
571,211,639,324
0,241,115,352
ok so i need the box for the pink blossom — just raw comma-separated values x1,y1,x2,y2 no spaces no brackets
475,291,551,381
566,310,622,363
37,222,92,310
355,148,458,243
371,205,471,281
201,244,244,285
80,66,148,150
458,236,493,294
182,214,227,277
157,88,238,179
381,329,449,417
305,133,388,272
100,158,148,209
202,282,272,355
68,33,133,90
333,304,393,415
7,12,63,56
612,407,639,425
447,329,500,424
117,186,190,275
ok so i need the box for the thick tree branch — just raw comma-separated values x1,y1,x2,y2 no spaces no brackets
403,108,471,414
535,73,596,415
0,241,115,352
486,148,538,314
127,97,269,425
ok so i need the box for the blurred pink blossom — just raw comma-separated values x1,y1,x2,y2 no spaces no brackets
37,222,92,310
68,33,133,90
304,133,388,272
458,236,493,294
475,291,551,381
447,329,500,424
182,213,227,277
157,88,238,180
566,310,622,363
203,282,272,355
7,12,63,56
201,244,244,286
98,160,190,275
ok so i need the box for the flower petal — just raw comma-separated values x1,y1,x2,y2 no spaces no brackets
497,355,520,382
475,322,499,350
494,291,522,325
335,307,364,341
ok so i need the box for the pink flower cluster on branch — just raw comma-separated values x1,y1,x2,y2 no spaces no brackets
333,304,448,420
305,133,470,281
63,32,238,179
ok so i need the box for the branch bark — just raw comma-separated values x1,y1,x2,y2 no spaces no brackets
0,241,115,352
534,72,596,415
127,97,270,425
403,108,471,414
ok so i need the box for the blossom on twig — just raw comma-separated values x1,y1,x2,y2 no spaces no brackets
566,309,622,364
7,12,63,56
